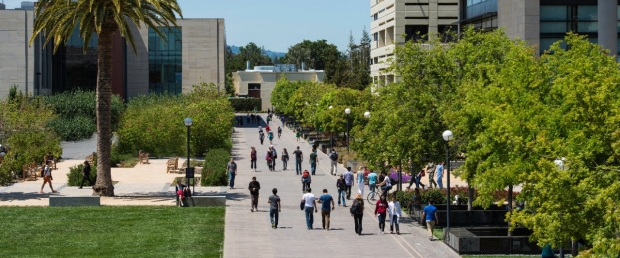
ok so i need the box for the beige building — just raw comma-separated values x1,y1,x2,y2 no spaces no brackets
370,0,459,85
233,65,325,111
0,9,36,97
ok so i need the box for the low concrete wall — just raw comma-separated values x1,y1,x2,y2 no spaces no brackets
177,196,226,207
49,196,100,207
445,227,541,255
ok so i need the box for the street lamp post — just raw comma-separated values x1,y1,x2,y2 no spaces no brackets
329,106,333,151
184,118,193,191
345,108,351,152
442,130,454,241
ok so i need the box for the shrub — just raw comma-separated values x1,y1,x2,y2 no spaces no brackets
229,98,261,112
200,149,230,186
66,164,97,186
47,115,96,141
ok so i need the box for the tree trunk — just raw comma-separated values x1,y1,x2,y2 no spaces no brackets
467,180,473,211
92,20,117,197
507,184,513,236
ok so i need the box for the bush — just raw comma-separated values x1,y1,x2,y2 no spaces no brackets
229,98,261,112
200,149,230,186
47,115,96,141
66,164,97,186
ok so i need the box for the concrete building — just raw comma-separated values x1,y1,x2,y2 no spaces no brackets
458,0,619,57
370,0,459,85
233,64,325,111
0,6,225,100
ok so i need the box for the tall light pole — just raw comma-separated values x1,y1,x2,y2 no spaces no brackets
442,130,454,241
329,106,333,151
184,118,193,190
345,108,351,152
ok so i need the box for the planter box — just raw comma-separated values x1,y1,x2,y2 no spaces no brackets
177,196,226,207
445,227,541,255
49,196,100,207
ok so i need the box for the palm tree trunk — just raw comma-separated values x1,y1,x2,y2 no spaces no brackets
92,23,116,197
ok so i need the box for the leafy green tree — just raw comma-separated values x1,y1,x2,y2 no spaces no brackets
31,0,182,196
287,82,336,126
315,88,366,135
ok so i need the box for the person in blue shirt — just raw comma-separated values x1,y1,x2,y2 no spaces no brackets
367,170,378,200
436,161,444,189
422,200,439,241
343,167,354,200
318,189,335,230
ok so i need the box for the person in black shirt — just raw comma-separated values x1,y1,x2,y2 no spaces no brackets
293,146,303,175
79,161,94,189
249,177,261,212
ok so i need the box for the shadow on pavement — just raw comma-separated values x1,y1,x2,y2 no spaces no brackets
0,192,48,201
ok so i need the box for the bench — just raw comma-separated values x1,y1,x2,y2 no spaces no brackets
22,164,38,181
44,155,57,170
49,196,100,206
167,157,181,173
138,150,150,164
85,153,95,165
177,196,226,207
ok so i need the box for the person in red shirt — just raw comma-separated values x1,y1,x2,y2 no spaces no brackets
374,194,388,234
265,125,271,132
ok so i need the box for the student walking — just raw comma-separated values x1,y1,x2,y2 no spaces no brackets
277,126,282,139
293,146,303,175
250,147,257,172
375,195,388,234
301,169,312,192
337,174,347,207
268,131,274,145
367,170,378,200
388,195,402,234
436,161,444,189
249,177,261,212
79,161,94,189
422,200,439,241
281,148,289,170
301,188,318,229
427,162,437,188
350,193,365,235
268,188,281,229
356,166,365,196
309,148,318,175
259,130,265,145
266,148,274,171
227,158,238,189
343,167,354,200
296,129,301,142
328,150,338,175
40,165,57,194
271,145,277,169
318,189,335,230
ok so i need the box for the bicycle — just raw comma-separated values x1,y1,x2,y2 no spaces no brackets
366,186,382,205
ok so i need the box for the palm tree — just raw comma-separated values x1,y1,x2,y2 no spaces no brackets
30,0,182,196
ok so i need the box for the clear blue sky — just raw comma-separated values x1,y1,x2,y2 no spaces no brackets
4,0,370,53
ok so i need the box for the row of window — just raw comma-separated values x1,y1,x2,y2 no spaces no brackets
148,27,182,94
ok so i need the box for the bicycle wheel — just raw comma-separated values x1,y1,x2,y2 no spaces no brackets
366,191,376,205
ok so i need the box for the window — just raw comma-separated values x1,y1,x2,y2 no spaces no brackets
405,25,428,42
148,27,182,94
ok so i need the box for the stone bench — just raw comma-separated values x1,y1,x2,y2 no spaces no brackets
177,196,226,207
49,196,100,206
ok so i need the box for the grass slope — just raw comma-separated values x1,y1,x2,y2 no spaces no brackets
0,206,224,258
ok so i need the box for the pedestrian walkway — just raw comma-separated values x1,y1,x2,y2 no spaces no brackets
223,114,460,258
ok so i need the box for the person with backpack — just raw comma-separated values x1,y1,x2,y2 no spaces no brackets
343,167,354,200
248,176,261,212
271,145,277,169
293,146,303,175
350,193,365,235
259,130,265,145
266,148,274,171
227,158,238,189
309,148,318,175
281,148,289,171
336,174,347,207
374,194,388,234
329,150,338,176
268,131,274,145
301,188,318,229
301,169,311,192
40,164,57,194
175,180,191,207
250,147,257,172
277,126,282,139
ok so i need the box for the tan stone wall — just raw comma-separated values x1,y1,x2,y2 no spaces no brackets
0,10,35,98
126,21,149,98
180,19,225,93
498,0,540,51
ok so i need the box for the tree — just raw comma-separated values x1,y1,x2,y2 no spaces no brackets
31,0,182,196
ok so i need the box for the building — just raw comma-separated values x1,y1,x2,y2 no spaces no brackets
233,64,325,111
458,0,619,57
0,6,225,100
370,0,459,85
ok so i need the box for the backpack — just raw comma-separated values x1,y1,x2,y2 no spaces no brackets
302,170,309,178
349,200,359,214
329,152,338,161
390,177,398,185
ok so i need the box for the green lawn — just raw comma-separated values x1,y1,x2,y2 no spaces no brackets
0,206,225,258
462,256,539,258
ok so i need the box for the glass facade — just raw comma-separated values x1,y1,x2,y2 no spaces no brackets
464,0,498,20
148,27,182,94
52,26,99,93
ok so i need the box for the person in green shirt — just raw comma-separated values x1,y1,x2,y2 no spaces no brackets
296,130,301,142
309,148,319,175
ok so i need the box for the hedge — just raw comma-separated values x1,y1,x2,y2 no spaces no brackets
66,163,97,186
200,148,230,186
229,98,261,112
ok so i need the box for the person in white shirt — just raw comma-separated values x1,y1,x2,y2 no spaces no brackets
302,188,318,229
356,166,365,196
388,195,402,234
377,171,392,196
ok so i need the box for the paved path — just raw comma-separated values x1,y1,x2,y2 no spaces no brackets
223,114,460,258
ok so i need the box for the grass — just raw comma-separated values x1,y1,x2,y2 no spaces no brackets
433,227,444,241
181,159,205,168
461,256,539,258
0,206,225,257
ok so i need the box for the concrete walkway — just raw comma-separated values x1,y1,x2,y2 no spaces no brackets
223,114,460,258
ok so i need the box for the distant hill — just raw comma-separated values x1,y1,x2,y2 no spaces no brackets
229,45,286,59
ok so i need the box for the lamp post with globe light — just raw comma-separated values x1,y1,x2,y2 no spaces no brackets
442,130,454,240
184,118,193,191
345,108,351,152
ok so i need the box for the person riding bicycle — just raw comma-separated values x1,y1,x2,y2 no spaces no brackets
377,171,392,196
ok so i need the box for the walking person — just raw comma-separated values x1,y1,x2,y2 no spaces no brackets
422,199,439,241
268,188,281,229
388,195,402,234
293,146,303,175
281,148,289,171
309,148,318,175
356,166,365,196
318,189,335,230
268,131,274,145
175,180,190,207
250,147,257,172
40,164,57,194
259,130,265,145
436,161,444,189
79,161,94,189
227,158,238,189
343,167,354,200
301,169,312,192
249,177,261,212
266,148,274,171
350,193,365,235
301,188,318,229
337,174,347,207
407,169,426,190
328,150,338,175
427,162,437,188
296,129,301,142
271,145,277,169
375,195,388,234
277,126,282,139
368,170,378,200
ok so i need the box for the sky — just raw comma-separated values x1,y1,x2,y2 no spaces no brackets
3,0,370,53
